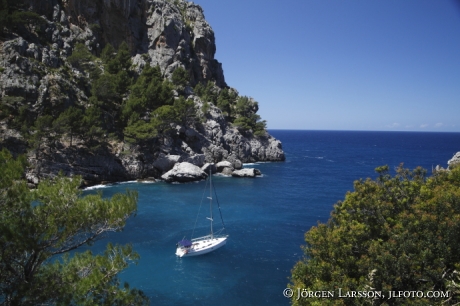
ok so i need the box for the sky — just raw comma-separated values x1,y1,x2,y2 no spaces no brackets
191,0,460,131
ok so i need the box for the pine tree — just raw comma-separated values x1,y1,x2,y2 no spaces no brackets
171,66,190,89
101,43,116,64
82,105,105,147
29,115,53,151
174,96,197,126
0,149,148,305
67,43,93,71
53,106,84,146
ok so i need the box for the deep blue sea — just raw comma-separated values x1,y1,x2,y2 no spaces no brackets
83,130,460,305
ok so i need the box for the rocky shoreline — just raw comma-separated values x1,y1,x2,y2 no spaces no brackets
160,161,262,183
434,151,460,172
20,98,285,185
81,161,263,190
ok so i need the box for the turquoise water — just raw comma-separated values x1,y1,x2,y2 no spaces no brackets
83,130,460,305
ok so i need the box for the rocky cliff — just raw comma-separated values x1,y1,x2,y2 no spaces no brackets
0,0,285,185
21,0,225,86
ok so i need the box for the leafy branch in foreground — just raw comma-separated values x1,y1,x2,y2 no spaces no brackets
290,164,460,306
0,148,148,305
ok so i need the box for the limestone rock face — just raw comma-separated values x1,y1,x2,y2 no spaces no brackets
153,154,181,173
22,0,226,85
161,162,207,183
194,103,286,163
25,147,130,185
141,0,226,86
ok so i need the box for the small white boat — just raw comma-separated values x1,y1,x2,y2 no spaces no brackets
175,235,227,257
175,170,228,257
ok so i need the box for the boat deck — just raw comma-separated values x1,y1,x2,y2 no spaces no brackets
176,235,228,257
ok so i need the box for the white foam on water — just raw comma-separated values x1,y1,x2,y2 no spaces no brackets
83,184,111,191
118,180,138,184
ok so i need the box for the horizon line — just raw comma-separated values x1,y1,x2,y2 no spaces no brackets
266,129,460,134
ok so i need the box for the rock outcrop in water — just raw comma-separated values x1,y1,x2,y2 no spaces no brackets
161,162,207,183
0,0,285,185
448,152,460,169
232,168,261,178
434,151,460,172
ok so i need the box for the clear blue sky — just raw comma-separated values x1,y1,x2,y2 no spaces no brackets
192,0,460,131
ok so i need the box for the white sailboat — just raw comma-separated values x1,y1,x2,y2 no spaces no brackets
175,170,228,257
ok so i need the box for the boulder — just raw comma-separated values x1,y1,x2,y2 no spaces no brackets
201,163,216,175
216,161,233,172
225,155,243,170
161,162,207,183
233,159,243,170
181,154,206,167
232,168,261,178
435,165,446,172
221,167,233,176
448,152,460,169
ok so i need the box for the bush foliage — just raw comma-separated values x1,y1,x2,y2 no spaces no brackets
290,165,460,305
0,149,148,305
194,82,267,136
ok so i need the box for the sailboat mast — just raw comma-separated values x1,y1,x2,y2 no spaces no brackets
209,169,213,239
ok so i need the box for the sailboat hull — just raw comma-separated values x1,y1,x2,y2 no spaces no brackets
176,236,228,257
175,171,228,257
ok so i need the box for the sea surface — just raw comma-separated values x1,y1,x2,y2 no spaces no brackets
83,130,460,305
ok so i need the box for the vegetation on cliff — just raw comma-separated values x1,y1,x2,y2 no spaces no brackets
194,82,266,136
0,0,45,37
0,37,268,150
0,149,148,304
289,165,460,305
0,0,285,184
